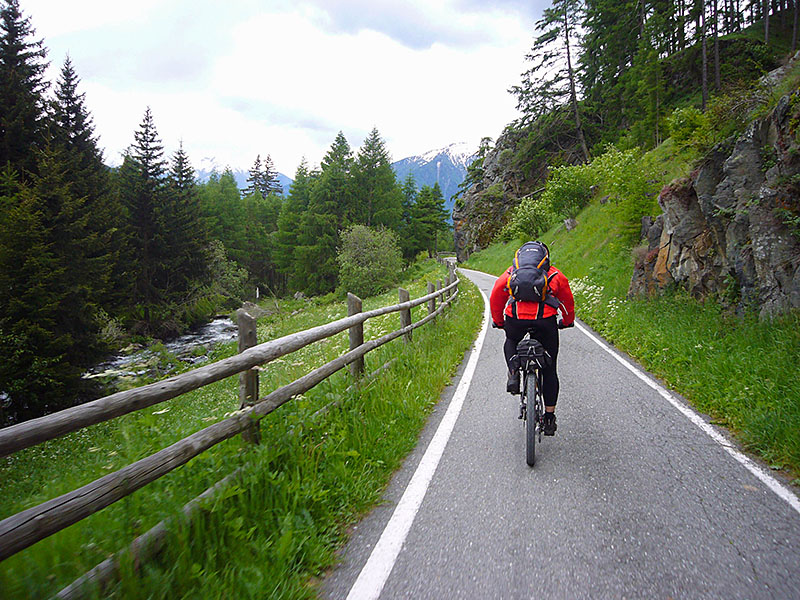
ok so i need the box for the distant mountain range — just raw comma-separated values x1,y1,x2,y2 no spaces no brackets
391,142,475,217
194,142,475,219
194,157,294,195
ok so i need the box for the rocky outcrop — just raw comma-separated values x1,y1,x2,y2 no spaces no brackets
453,131,524,261
630,89,800,318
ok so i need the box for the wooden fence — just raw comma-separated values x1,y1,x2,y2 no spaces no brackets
0,263,459,598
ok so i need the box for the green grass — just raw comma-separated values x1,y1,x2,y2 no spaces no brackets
0,260,484,599
464,134,800,481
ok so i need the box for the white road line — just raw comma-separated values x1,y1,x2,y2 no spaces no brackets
575,320,800,516
345,287,492,600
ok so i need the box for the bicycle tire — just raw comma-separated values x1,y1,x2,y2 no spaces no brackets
525,370,537,467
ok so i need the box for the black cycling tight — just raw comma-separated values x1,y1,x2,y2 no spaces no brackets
503,315,560,407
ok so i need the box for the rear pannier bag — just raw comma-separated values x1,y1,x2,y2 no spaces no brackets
514,337,552,371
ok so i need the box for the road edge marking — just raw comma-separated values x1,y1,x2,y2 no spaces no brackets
574,320,800,516
345,285,492,600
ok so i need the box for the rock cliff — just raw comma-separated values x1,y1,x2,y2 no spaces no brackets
629,88,800,318
452,131,523,261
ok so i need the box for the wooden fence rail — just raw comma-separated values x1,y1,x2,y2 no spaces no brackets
0,278,460,571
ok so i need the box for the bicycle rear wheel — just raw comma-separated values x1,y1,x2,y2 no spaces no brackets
525,371,537,466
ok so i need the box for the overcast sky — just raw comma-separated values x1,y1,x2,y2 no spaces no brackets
22,0,548,176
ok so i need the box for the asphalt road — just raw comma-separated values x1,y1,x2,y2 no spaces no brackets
321,268,800,599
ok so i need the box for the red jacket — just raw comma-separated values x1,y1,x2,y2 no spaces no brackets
490,265,575,327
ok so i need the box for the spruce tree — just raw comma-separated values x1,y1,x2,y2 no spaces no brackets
0,0,48,179
163,142,208,302
352,127,403,229
410,183,449,257
243,154,263,198
0,152,105,420
261,154,282,196
399,173,418,260
297,132,353,294
49,55,119,310
120,107,168,325
274,160,314,291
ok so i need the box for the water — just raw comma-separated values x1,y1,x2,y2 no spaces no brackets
84,317,238,383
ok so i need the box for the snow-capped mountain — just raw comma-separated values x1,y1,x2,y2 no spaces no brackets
195,156,293,195
391,142,476,218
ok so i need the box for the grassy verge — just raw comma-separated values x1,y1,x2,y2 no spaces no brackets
465,168,800,482
0,260,484,599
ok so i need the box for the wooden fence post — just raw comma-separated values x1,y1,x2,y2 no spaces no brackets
427,281,436,315
448,262,455,298
399,288,412,342
236,308,260,445
437,279,443,305
347,293,364,377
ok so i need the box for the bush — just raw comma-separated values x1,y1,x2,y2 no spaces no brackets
667,106,712,148
500,195,556,241
337,225,403,298
588,146,661,242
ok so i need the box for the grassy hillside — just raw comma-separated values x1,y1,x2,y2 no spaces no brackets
0,260,483,599
464,138,800,483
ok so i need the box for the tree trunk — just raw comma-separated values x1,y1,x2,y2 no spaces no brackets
702,2,709,111
765,0,770,42
563,4,590,162
713,0,721,91
793,0,798,52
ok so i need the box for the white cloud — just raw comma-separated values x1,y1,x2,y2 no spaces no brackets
22,0,538,177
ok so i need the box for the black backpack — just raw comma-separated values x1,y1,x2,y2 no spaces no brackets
506,241,561,308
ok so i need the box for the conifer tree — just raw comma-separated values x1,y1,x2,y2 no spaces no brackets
512,0,589,161
0,152,106,420
49,55,119,309
0,0,48,179
274,160,314,291
399,173,418,260
120,107,168,324
163,142,208,298
296,132,353,294
352,127,402,229
261,153,282,196
411,183,449,257
243,154,263,198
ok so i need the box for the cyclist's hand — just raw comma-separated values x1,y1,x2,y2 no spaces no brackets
492,321,504,329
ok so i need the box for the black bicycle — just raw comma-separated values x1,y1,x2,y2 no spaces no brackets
514,335,551,467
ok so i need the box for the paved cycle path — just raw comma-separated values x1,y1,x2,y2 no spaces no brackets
322,268,800,599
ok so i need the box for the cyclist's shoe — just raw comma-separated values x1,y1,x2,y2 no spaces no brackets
543,412,557,436
506,370,520,395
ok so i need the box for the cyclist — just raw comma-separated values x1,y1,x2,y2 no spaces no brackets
490,241,575,435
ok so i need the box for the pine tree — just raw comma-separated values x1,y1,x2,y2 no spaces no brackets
352,127,403,229
261,154,282,196
243,154,263,198
410,183,449,257
163,142,208,300
0,0,48,179
512,0,589,161
274,160,314,291
0,151,107,420
120,107,168,325
49,55,119,310
399,173,418,260
296,132,353,294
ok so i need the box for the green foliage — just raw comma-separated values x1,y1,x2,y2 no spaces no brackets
0,262,483,599
336,224,402,298
0,0,48,179
501,145,659,244
667,106,712,148
500,195,556,242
